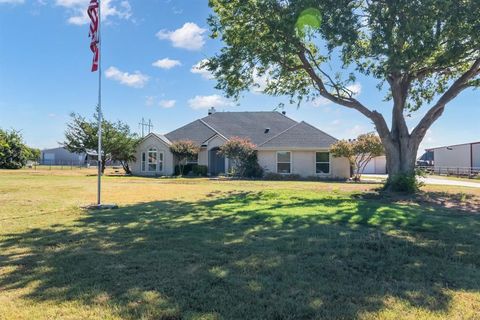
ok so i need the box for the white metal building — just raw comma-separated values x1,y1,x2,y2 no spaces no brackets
426,141,480,174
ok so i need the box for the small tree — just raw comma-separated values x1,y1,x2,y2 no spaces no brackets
331,133,384,182
0,129,30,169
63,108,139,173
169,140,200,176
219,137,262,177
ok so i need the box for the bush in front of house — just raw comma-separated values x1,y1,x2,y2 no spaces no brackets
219,137,263,178
170,140,201,176
263,172,302,181
174,164,208,177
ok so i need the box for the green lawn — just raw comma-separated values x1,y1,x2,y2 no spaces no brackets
0,170,479,320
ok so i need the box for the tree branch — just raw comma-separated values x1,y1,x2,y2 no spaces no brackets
411,58,480,145
296,49,391,138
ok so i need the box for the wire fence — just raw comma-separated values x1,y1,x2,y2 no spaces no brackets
417,166,480,178
28,161,97,170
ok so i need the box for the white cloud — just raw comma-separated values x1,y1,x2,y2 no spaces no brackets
55,0,132,26
188,94,232,110
152,58,181,69
0,0,24,4
346,83,362,96
145,96,155,106
105,66,149,88
190,59,214,79
156,22,206,51
159,99,176,108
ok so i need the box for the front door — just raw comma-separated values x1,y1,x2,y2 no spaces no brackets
209,147,225,175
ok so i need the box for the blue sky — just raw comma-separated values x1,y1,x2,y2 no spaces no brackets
0,0,478,154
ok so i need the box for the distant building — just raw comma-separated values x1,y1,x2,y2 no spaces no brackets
40,147,97,165
363,156,387,174
422,141,480,174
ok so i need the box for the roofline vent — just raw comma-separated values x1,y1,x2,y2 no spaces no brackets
208,107,216,115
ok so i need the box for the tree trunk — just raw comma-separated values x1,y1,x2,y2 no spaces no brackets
101,159,106,174
121,161,131,175
382,135,418,190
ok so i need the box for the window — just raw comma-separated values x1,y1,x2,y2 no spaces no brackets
141,152,146,171
277,151,291,174
316,152,330,174
148,148,157,172
158,152,164,172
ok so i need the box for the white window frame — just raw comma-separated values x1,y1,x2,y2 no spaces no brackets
141,152,146,172
315,151,331,175
147,148,158,172
276,151,292,174
158,151,164,172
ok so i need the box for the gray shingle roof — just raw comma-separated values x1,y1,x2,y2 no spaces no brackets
258,121,337,149
165,119,217,145
200,111,297,145
164,112,338,148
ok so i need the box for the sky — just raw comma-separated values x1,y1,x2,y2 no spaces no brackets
0,0,478,155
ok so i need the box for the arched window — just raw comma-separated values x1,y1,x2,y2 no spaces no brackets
148,148,157,172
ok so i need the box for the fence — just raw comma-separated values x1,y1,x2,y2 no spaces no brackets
30,160,97,170
417,166,480,178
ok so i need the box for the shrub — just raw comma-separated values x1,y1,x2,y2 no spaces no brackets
174,164,207,177
170,140,200,176
263,172,302,181
219,137,262,177
386,173,423,193
242,153,264,178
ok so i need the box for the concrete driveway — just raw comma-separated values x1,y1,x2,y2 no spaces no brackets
363,174,480,188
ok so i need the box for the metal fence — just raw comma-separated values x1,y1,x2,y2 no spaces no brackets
30,160,99,170
417,166,480,178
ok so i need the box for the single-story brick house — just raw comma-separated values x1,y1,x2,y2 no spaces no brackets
131,110,350,178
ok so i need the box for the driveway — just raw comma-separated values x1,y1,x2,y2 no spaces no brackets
363,174,480,188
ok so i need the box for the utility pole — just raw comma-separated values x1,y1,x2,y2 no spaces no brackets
138,118,154,138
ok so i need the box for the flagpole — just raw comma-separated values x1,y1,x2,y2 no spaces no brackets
97,0,102,205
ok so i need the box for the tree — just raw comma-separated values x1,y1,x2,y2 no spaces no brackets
219,137,262,177
169,140,200,176
206,0,479,191
330,133,384,181
24,147,41,163
63,109,139,173
0,129,30,169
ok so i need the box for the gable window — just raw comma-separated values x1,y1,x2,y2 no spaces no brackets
141,152,146,171
316,152,330,174
158,152,164,171
148,148,158,172
277,151,291,174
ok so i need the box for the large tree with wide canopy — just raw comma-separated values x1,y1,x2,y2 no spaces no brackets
205,0,479,190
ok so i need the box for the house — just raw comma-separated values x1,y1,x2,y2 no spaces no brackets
130,110,351,178
40,147,97,166
422,141,480,175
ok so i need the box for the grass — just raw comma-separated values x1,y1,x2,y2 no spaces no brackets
0,169,479,320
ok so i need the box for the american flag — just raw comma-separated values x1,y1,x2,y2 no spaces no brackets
87,0,99,72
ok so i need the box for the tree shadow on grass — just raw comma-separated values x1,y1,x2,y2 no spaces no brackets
1,191,479,319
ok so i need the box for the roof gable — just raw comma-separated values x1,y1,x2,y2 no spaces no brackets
165,119,217,145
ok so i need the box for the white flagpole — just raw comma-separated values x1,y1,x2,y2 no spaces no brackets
97,0,102,205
